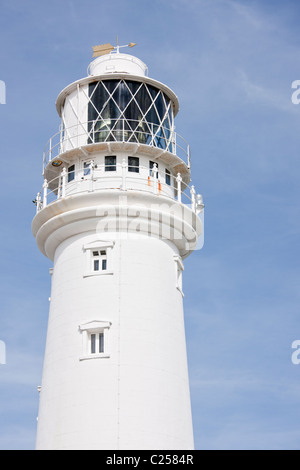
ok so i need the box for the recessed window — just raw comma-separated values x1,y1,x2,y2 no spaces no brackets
83,240,115,277
68,164,75,182
91,333,96,354
165,168,171,186
128,156,139,173
84,161,91,176
79,321,111,361
105,155,117,172
92,249,107,272
90,332,104,354
149,161,159,178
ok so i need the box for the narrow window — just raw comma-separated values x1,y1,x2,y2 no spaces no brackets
149,160,159,178
90,332,104,355
94,259,99,271
68,164,75,182
102,259,107,271
105,155,117,172
99,333,104,353
91,334,96,354
128,156,139,173
165,168,171,186
79,321,112,360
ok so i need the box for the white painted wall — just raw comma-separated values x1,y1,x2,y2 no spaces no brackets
36,231,194,450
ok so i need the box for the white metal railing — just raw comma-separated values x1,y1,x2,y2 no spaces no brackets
42,119,191,172
34,161,204,214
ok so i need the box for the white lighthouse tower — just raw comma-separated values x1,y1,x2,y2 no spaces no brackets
32,43,204,451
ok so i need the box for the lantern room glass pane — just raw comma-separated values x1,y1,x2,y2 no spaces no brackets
88,79,173,150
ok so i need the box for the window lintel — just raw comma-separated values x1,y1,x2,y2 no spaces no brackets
79,320,111,332
83,240,115,251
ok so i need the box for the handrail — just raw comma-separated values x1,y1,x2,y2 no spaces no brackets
42,119,191,172
34,162,204,215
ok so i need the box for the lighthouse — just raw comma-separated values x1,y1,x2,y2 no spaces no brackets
32,43,204,450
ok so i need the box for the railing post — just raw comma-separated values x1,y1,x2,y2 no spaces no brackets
190,185,196,212
173,129,177,155
49,138,52,162
57,174,62,199
196,194,204,214
176,173,182,203
89,160,95,192
152,163,158,194
36,192,41,214
61,167,67,198
121,158,127,190
43,179,48,208
122,118,125,142
59,124,63,154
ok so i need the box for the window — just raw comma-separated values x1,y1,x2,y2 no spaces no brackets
90,332,104,354
84,161,91,176
165,168,171,186
79,321,111,361
83,240,114,277
128,156,139,173
68,164,75,182
149,161,159,178
105,155,117,172
92,249,107,272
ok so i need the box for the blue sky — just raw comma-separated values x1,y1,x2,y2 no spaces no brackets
0,0,300,450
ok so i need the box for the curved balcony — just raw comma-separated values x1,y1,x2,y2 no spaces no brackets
34,162,204,215
42,119,191,173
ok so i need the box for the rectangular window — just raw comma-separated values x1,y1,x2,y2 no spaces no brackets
84,161,91,176
91,334,96,354
165,168,171,186
68,164,75,182
149,161,159,178
99,333,104,353
92,250,107,272
105,155,117,172
79,321,111,361
83,241,114,278
90,333,104,354
128,156,139,173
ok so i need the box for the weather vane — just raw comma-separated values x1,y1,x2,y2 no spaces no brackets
92,38,137,57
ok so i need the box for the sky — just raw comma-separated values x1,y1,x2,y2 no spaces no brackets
0,0,300,450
